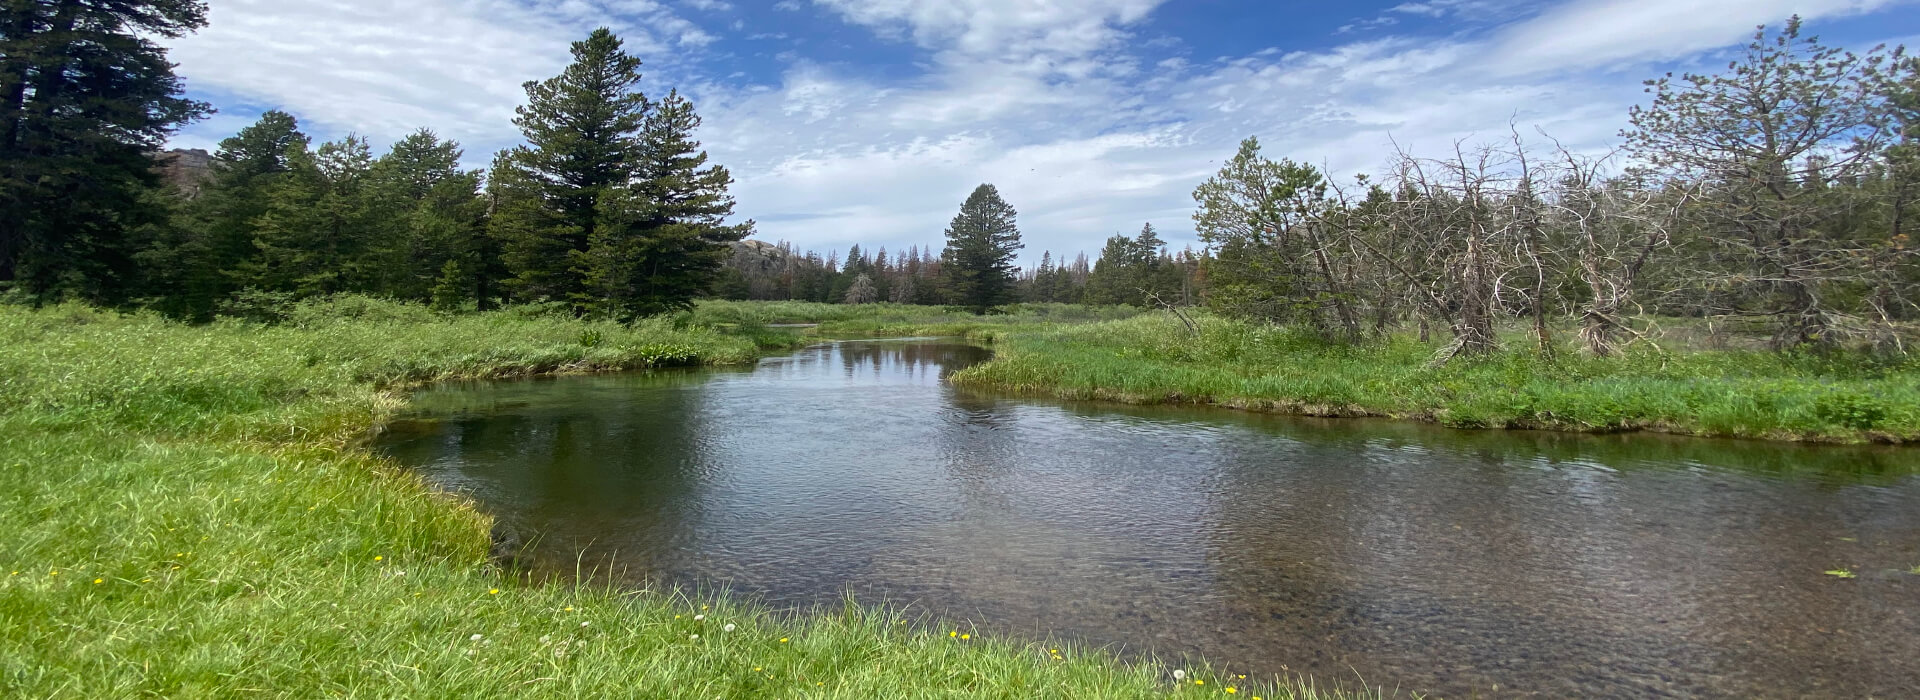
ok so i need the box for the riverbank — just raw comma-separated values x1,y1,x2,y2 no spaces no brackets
0,299,1344,698
947,313,1920,444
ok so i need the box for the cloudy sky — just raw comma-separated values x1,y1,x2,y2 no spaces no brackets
162,0,1920,263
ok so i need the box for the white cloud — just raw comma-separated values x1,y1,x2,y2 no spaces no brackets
810,0,1166,63
1489,0,1903,74
161,0,1917,261
164,0,716,150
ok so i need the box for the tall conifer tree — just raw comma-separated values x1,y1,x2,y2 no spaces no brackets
493,27,647,307
581,89,751,319
940,184,1023,313
0,0,210,302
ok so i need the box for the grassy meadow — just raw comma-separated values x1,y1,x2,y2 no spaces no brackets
0,298,1345,698
951,312,1920,443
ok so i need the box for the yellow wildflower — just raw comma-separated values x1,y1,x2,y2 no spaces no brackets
94,578,103,584
1226,688,1237,694
564,606,574,612
949,631,957,638
779,637,789,643
1196,679,1204,685
488,588,499,595
960,634,970,640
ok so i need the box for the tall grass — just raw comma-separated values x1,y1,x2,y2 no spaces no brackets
0,299,1357,698
954,312,1920,443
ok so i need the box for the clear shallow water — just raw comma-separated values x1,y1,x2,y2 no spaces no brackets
378,339,1920,698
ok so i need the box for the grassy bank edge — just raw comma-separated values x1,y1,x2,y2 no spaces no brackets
935,314,1920,446
0,302,1357,699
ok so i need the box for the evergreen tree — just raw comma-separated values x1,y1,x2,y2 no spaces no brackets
494,27,648,307
581,89,751,319
1,0,210,302
145,111,308,319
1029,250,1056,302
370,129,490,305
940,184,1023,313
240,135,379,297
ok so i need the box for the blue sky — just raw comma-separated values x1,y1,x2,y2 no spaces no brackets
163,0,1920,263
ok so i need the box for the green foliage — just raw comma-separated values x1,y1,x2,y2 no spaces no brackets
0,302,1357,699
955,313,1920,443
581,90,751,320
494,28,649,306
1192,138,1357,339
1812,392,1891,430
0,0,211,303
940,184,1024,314
1085,224,1184,306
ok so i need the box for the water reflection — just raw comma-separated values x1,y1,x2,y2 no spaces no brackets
380,339,1920,697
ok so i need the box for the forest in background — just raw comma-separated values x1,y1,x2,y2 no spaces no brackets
4,4,1918,362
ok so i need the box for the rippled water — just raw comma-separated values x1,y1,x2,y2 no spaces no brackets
378,339,1920,697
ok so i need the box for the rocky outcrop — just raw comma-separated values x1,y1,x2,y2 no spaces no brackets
152,148,215,198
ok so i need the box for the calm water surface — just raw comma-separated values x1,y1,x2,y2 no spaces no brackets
378,339,1920,698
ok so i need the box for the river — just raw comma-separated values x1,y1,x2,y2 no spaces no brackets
377,338,1920,697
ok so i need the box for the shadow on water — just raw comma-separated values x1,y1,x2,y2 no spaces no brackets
378,338,1920,698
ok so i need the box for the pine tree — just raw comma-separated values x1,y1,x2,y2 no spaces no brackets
1,0,211,302
1029,250,1056,302
581,89,751,319
494,28,648,307
940,184,1023,313
145,111,307,319
369,129,489,304
241,135,379,297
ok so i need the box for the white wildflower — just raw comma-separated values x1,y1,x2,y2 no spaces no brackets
470,634,483,642
1172,669,1186,681
693,614,705,622
723,623,736,632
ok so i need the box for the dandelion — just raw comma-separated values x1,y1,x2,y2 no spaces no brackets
949,631,957,638
488,588,500,595
723,624,736,632
48,570,57,576
564,606,574,612
689,634,700,640
1196,680,1205,685
94,578,103,584
702,604,709,611
960,634,970,640
470,634,483,642
374,556,383,561
694,614,705,622
581,621,590,627
1173,670,1186,681
779,637,789,643
1226,688,1237,694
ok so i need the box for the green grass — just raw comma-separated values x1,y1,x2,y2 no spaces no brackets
953,312,1920,443
0,298,1359,698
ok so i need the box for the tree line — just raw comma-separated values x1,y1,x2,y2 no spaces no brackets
1193,19,1918,356
717,221,1203,309
3,5,754,320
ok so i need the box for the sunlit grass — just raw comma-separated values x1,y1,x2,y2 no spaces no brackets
952,312,1920,443
0,299,1364,698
